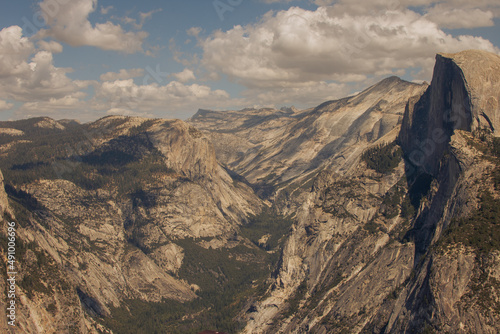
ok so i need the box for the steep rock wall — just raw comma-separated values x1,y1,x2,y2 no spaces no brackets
400,50,500,177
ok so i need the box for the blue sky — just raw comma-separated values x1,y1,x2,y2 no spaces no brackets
0,0,499,122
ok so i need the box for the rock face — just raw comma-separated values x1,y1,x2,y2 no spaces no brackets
189,77,427,192
447,50,500,135
400,50,500,176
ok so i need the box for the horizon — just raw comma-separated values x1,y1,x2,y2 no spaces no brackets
0,0,499,122
0,72,430,125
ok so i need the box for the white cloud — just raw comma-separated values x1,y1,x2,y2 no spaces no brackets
425,6,495,29
122,8,163,30
17,93,86,115
173,69,196,83
0,100,14,111
261,0,294,3
139,9,162,26
312,0,500,29
92,79,234,119
313,0,433,14
13,90,107,122
100,68,145,81
10,50,89,102
37,40,63,53
37,0,148,54
100,5,113,15
0,25,94,121
0,26,91,104
187,27,202,37
243,81,351,107
0,26,34,78
200,6,499,89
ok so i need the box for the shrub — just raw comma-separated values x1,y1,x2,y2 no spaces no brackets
361,141,402,174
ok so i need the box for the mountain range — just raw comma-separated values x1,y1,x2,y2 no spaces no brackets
1,49,500,333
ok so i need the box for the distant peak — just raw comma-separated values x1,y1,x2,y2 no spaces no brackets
34,117,65,130
381,75,402,83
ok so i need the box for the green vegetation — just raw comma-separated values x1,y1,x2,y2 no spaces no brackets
381,177,415,219
440,132,500,254
381,188,403,219
363,177,415,239
400,194,415,219
468,128,500,159
240,206,294,251
440,191,500,254
364,219,380,234
466,260,500,314
1,120,176,196
408,172,433,208
102,208,293,333
19,248,55,298
103,236,278,333
0,219,66,299
361,141,402,174
283,279,308,318
491,136,500,157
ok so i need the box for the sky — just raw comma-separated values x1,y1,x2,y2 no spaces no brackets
0,0,499,122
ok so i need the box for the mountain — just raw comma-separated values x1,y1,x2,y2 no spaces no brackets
233,50,500,333
188,77,427,195
0,116,264,333
1,50,500,333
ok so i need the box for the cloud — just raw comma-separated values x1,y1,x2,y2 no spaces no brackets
139,9,162,26
425,6,496,29
0,100,14,111
100,68,145,81
0,26,233,121
37,40,63,53
101,5,113,15
0,26,34,78
16,93,87,118
200,6,499,89
122,8,163,30
92,79,234,119
173,69,196,83
311,0,500,29
0,26,91,104
106,108,154,118
187,27,202,37
261,0,294,3
37,0,148,54
242,81,351,107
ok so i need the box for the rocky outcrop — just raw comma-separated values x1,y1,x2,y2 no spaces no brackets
147,119,219,180
0,169,9,217
400,50,500,176
448,50,500,135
